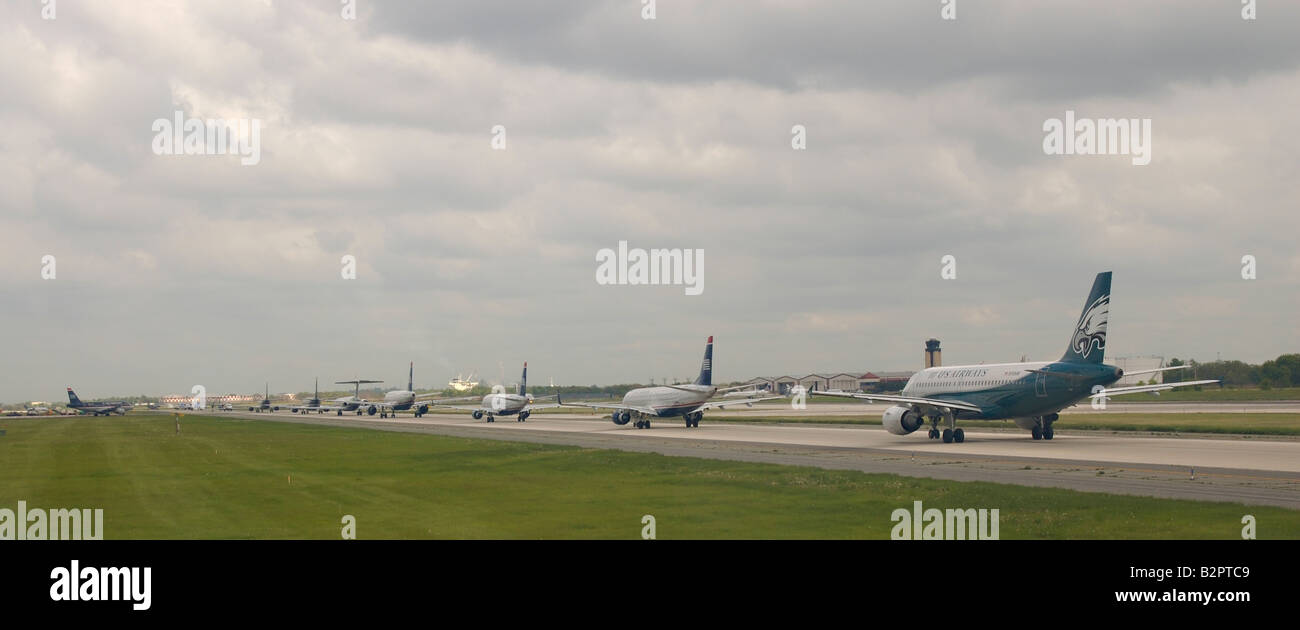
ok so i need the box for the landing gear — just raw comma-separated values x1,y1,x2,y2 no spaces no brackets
518,411,530,422
930,409,964,444
635,419,651,429
1031,414,1057,440
486,415,495,423
684,412,702,428
337,410,343,416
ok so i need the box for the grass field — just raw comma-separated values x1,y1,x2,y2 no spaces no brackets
1114,387,1300,402
0,414,1296,539
704,413,1300,436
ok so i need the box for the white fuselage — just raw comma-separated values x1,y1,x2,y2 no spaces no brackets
481,393,529,415
333,396,366,411
384,390,417,409
902,362,1047,397
623,385,715,417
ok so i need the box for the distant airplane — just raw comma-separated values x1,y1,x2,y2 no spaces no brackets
330,378,384,415
290,378,332,414
810,272,1218,443
248,383,281,412
562,337,782,428
434,362,559,422
66,388,130,416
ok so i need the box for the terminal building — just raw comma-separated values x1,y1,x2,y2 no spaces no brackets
159,393,260,405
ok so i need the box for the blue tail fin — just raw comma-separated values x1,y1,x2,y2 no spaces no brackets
67,388,82,406
694,336,713,386
1060,272,1111,364
519,363,527,396
408,362,414,392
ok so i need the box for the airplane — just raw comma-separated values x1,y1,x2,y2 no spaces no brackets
809,272,1219,443
562,336,783,428
66,388,130,416
290,378,334,414
369,363,451,418
434,362,559,422
248,383,281,412
330,378,384,415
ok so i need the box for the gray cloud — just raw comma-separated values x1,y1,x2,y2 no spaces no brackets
0,0,1296,402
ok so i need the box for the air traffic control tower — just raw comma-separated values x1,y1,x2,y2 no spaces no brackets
925,339,942,368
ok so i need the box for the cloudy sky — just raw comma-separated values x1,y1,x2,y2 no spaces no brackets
2,0,1298,401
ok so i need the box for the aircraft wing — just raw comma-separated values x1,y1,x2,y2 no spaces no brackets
561,401,659,415
809,390,983,413
431,404,489,412
416,393,478,402
697,395,786,411
523,402,563,411
1089,380,1220,398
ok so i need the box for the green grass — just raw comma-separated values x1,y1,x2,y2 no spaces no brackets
0,415,1296,539
707,413,1300,436
1117,387,1300,402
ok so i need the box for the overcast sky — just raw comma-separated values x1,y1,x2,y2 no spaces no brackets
2,0,1297,401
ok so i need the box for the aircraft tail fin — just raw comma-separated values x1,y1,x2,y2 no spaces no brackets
519,362,527,396
67,388,82,406
408,362,414,392
693,336,714,386
1060,272,1111,364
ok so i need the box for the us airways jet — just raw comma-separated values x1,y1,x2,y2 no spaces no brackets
370,362,449,418
562,336,783,429
811,272,1217,443
434,362,560,422
66,388,130,416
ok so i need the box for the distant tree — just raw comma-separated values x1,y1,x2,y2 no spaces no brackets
1258,359,1290,390
1274,354,1300,387
1165,358,1185,383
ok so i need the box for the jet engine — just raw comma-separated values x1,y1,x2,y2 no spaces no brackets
882,405,924,435
472,410,483,420
366,405,377,416
612,410,632,425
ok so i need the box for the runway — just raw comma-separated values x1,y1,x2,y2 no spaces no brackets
206,408,1300,509
706,401,1300,417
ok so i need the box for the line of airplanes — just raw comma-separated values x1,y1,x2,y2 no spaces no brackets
60,272,1217,443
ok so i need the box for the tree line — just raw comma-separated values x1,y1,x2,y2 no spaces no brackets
1165,354,1300,389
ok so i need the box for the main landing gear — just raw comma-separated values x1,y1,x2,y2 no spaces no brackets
516,411,530,422
634,419,651,429
683,411,702,428
1031,414,1058,440
925,410,965,443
